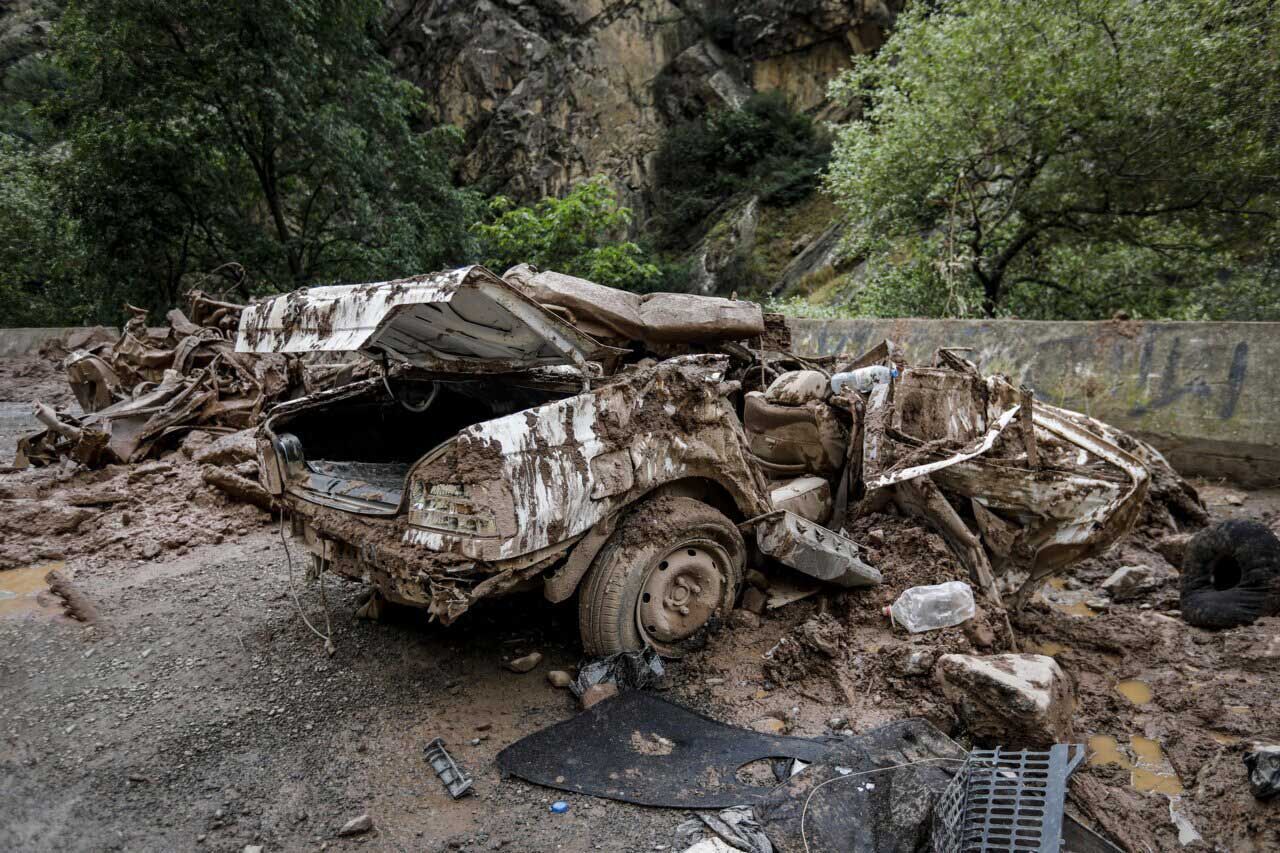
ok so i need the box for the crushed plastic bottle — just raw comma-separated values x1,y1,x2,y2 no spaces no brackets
830,365,899,396
884,581,976,633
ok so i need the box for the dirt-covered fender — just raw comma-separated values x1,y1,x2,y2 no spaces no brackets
403,355,772,563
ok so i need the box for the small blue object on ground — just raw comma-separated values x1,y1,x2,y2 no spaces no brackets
550,801,569,814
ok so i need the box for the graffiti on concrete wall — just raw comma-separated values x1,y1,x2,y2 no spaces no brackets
1128,338,1248,420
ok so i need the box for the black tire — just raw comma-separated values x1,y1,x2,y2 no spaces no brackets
579,495,744,658
1180,520,1280,629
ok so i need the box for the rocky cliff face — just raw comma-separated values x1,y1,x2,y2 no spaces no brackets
384,1,901,217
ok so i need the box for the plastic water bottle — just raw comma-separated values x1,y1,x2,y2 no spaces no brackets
830,365,899,395
885,581,976,632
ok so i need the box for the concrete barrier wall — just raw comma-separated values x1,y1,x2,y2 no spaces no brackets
790,318,1280,487
0,328,104,358
6,321,1279,485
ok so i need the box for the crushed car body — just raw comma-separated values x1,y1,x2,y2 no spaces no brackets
236,263,1182,654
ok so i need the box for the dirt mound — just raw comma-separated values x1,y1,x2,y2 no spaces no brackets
0,437,271,570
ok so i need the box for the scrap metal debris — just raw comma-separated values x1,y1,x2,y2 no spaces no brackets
15,290,361,470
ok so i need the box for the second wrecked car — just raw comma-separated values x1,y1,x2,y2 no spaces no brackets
238,264,1190,654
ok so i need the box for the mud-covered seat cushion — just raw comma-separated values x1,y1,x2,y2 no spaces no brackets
744,391,847,475
764,370,829,405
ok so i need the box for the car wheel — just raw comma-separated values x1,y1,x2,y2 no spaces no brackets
1180,519,1280,629
579,495,744,658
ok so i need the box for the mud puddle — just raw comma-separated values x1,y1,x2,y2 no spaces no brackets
1114,679,1153,705
0,561,63,617
1088,734,1184,795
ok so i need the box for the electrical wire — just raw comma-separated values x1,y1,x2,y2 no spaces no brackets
279,510,335,656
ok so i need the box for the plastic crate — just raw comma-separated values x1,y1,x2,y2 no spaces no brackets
933,744,1086,852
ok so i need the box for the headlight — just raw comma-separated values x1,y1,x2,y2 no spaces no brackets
409,481,500,537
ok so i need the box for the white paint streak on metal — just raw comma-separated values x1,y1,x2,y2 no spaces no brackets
871,405,1021,489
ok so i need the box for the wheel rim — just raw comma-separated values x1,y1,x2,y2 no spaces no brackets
636,541,726,650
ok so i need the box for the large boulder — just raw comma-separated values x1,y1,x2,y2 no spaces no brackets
937,653,1075,748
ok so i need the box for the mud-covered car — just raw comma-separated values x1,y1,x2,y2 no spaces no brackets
237,264,1179,654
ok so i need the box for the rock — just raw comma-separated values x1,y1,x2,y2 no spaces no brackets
1153,532,1193,569
243,846,263,853
729,609,761,629
193,429,257,466
751,716,787,735
962,616,996,650
179,430,216,459
0,499,96,536
1245,744,1280,799
337,814,373,836
546,669,573,688
775,218,844,295
686,196,760,295
1101,565,1157,601
937,653,1075,747
742,586,768,615
201,466,273,511
385,4,900,229
65,326,116,351
62,485,130,507
505,652,543,673
901,650,935,677
581,683,618,709
866,528,886,547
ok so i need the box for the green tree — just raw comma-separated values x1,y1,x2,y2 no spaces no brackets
653,91,830,247
0,136,91,325
45,0,476,316
825,0,1280,320
473,177,662,291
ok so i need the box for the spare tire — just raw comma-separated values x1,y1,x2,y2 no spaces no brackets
1180,520,1280,629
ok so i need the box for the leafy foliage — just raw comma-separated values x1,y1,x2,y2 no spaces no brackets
0,136,91,325
825,0,1280,320
653,91,830,247
1,0,477,324
473,177,662,291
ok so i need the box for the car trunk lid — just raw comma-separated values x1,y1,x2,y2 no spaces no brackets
235,265,619,371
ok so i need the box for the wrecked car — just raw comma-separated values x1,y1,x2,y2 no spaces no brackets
237,264,1180,654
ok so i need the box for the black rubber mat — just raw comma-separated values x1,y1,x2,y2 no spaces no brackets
495,690,832,808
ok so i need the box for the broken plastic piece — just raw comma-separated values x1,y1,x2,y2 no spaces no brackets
757,511,881,588
932,744,1085,853
424,737,474,799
